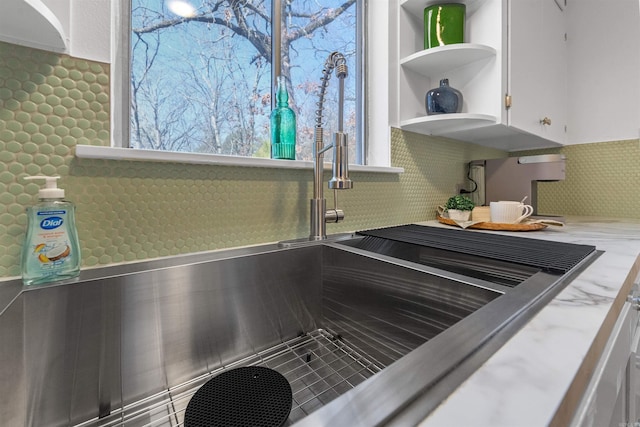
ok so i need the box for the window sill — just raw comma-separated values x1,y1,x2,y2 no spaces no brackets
74,145,404,174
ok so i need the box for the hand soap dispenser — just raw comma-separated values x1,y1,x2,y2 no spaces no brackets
21,176,81,285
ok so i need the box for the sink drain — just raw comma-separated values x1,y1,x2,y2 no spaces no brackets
184,366,292,427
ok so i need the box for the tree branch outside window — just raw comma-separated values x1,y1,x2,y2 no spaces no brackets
130,0,358,160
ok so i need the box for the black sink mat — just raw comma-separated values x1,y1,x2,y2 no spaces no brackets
184,366,292,427
357,224,596,275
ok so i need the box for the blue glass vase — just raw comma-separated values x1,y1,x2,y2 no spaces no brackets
425,78,463,115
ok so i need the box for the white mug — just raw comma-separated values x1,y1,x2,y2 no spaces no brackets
490,201,534,224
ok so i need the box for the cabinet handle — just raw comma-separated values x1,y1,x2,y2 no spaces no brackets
540,117,552,126
628,295,640,310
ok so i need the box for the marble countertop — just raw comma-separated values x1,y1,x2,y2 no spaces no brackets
415,217,640,427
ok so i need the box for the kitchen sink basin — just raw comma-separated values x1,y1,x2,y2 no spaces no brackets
341,234,540,287
322,244,502,368
0,226,599,427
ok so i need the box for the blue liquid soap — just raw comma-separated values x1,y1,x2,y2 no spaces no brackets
21,176,81,285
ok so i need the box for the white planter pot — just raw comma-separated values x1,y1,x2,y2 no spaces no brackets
447,209,471,221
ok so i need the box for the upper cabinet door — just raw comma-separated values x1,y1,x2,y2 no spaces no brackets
507,0,567,144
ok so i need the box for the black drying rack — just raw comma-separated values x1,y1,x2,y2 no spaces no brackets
357,224,596,275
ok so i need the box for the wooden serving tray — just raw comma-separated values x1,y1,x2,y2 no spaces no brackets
437,215,548,231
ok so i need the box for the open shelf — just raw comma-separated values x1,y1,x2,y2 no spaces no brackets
399,113,497,136
0,0,67,52
400,44,496,77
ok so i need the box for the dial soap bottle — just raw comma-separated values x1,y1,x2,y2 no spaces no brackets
21,176,81,285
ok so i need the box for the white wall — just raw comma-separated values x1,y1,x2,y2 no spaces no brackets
69,0,111,62
366,0,394,167
567,0,640,144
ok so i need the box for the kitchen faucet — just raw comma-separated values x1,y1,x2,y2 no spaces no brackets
309,51,353,240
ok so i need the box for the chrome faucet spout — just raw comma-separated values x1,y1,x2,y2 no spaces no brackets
310,52,353,240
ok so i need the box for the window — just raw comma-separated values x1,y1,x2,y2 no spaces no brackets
123,0,361,163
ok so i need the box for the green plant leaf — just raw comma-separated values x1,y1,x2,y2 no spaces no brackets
445,195,475,211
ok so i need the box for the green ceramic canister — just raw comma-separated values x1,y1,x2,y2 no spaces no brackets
424,3,466,49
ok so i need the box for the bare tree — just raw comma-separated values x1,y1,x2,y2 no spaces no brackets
130,0,357,155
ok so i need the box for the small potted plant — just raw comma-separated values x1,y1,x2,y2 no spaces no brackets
445,195,475,221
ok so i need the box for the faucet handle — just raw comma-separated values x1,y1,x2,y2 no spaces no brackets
325,209,345,223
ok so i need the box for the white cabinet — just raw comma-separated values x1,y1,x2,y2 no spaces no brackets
0,0,110,62
508,0,567,145
571,271,640,427
0,0,69,52
394,0,567,151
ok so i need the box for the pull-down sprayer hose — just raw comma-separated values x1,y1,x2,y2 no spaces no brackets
315,52,348,147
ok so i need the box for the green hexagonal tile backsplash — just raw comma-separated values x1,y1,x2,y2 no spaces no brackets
1,41,639,279
513,140,640,218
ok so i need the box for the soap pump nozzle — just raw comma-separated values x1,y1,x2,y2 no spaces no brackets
24,176,65,199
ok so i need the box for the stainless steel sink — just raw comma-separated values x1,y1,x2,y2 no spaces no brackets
339,234,541,287
0,231,599,427
321,244,502,368
300,238,597,426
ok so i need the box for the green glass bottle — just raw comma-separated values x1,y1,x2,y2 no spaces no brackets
271,76,296,160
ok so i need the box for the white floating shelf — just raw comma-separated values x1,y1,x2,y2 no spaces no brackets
400,113,497,136
400,44,496,77
0,0,68,52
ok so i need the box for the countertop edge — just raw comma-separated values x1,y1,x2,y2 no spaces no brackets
551,254,640,426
